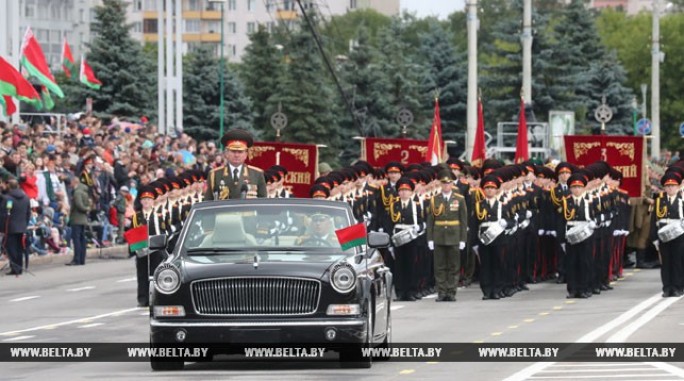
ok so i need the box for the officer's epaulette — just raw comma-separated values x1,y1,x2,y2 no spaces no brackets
210,165,225,173
453,192,465,199
247,165,263,172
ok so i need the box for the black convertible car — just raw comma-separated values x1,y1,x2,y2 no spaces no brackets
148,198,393,370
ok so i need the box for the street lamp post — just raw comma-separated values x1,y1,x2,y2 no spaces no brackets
210,0,226,148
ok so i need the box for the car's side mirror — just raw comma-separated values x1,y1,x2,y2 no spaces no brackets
367,231,390,249
149,234,167,251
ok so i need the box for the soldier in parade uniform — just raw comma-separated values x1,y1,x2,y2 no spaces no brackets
269,165,292,198
385,177,424,301
562,173,598,299
651,172,684,297
129,185,167,307
427,170,468,302
204,129,267,200
549,162,574,282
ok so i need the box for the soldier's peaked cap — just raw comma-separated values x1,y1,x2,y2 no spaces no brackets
221,129,254,151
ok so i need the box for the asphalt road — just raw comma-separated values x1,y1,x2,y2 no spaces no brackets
1,258,683,381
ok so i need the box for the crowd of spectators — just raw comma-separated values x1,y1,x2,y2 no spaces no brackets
0,113,215,262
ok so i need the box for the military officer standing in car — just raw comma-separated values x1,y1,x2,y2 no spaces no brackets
204,129,267,200
427,170,468,302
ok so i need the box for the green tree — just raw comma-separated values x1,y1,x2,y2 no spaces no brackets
240,25,283,133
265,17,341,164
320,9,392,54
183,46,253,141
417,20,467,140
79,0,156,119
583,51,635,134
376,17,425,137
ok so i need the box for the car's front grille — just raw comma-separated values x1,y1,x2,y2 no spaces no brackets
191,277,321,315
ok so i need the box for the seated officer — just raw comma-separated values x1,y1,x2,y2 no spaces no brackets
295,213,339,247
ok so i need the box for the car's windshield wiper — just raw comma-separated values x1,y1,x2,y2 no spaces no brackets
186,248,249,255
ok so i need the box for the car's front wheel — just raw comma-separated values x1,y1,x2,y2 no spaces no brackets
340,299,373,368
149,341,184,371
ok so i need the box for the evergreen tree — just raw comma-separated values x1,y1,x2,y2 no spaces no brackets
417,20,467,141
240,25,283,134
376,18,424,138
335,25,395,164
81,0,156,119
265,17,341,164
183,45,253,142
553,0,607,116
584,51,634,134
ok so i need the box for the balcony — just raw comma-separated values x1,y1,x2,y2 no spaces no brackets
143,33,221,43
276,10,298,20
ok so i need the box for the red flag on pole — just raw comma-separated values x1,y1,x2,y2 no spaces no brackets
80,55,102,89
426,98,445,165
514,96,529,164
471,97,486,167
61,38,76,78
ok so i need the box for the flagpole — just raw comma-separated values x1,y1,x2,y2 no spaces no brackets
466,0,478,161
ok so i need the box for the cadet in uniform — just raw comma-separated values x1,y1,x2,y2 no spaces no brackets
427,170,468,302
204,129,267,200
129,185,167,307
386,177,424,301
651,171,684,297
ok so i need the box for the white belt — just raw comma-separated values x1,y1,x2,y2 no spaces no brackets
567,221,590,226
658,218,681,225
394,224,414,231
480,222,496,228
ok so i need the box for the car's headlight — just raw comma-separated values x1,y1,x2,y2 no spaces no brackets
154,264,181,295
331,263,356,294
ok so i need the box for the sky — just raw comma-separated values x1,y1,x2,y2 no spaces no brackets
400,0,466,19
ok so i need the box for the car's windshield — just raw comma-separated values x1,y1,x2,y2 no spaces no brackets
180,203,357,257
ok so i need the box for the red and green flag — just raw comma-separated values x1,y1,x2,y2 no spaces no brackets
20,27,64,98
124,225,149,252
0,95,17,117
61,38,76,78
335,223,367,251
0,55,41,106
80,55,102,90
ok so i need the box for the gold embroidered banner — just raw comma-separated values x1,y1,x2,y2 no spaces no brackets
360,138,429,167
564,135,645,197
247,142,318,198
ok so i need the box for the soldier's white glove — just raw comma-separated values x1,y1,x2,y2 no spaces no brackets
600,214,605,222
498,219,508,228
549,231,557,237
612,230,620,237
412,225,419,234
388,246,395,259
561,243,566,252
588,220,597,229
653,240,659,251
428,241,434,250
538,229,545,236
459,241,466,250
526,210,533,219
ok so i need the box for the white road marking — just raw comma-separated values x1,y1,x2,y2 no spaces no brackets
67,286,95,292
116,277,136,283
549,363,648,367
140,312,149,316
390,305,405,311
0,307,140,337
2,335,35,342
539,368,662,373
424,294,437,299
607,295,683,342
78,323,104,329
528,375,673,379
503,293,663,381
9,296,40,302
647,362,684,378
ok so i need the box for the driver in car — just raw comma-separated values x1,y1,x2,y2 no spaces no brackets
295,213,339,247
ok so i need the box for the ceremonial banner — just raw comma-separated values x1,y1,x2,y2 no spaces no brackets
360,138,428,168
247,142,318,198
564,135,645,197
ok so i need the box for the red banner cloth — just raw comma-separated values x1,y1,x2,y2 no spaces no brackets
360,138,428,168
246,141,318,198
563,135,645,197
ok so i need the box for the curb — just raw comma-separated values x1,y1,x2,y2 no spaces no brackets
1,245,130,269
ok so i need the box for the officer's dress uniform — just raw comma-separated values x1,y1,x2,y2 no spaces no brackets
204,164,266,200
427,188,468,301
